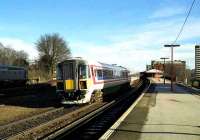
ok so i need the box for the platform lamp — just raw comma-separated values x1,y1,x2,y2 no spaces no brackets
164,44,180,91
160,57,169,84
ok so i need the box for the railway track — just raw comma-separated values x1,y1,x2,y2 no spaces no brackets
6,103,108,140
0,106,80,140
43,79,150,140
3,79,148,140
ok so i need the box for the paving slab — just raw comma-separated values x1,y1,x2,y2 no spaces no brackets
108,81,200,140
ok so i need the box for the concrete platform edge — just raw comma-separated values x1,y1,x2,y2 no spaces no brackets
99,81,151,140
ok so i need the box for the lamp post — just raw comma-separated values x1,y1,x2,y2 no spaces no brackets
164,44,180,91
160,57,169,84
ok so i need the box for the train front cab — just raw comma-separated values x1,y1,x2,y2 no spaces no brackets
56,59,92,104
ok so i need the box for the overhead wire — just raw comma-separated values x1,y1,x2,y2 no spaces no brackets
173,0,196,44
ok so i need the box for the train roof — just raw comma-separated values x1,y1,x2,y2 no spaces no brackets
0,64,26,70
97,62,128,71
59,57,129,71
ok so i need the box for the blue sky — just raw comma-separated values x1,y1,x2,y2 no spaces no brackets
0,0,199,71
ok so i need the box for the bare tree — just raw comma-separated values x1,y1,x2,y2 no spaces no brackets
36,33,71,79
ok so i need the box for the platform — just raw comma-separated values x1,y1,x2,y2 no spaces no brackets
102,79,200,140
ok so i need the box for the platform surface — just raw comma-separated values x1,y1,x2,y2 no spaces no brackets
108,79,200,140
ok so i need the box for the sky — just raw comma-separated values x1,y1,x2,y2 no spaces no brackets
0,0,199,72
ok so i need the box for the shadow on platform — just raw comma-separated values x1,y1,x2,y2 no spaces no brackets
147,83,192,94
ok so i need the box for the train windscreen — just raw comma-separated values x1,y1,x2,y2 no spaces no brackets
63,62,75,80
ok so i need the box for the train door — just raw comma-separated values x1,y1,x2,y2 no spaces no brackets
62,61,77,91
78,64,88,90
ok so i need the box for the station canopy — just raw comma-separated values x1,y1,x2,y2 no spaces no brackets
145,69,163,74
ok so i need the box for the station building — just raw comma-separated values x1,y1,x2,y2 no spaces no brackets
150,60,186,82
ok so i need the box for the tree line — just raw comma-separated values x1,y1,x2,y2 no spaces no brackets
0,33,71,82
0,43,29,67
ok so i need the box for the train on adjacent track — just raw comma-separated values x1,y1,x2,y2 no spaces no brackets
0,64,27,88
56,57,131,104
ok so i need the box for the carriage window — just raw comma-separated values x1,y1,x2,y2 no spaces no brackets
103,70,107,79
103,69,113,79
97,69,103,80
108,70,113,79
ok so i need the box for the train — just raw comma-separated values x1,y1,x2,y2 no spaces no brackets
56,57,131,104
0,64,27,88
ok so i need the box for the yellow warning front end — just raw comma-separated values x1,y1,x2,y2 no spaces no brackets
64,79,74,91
